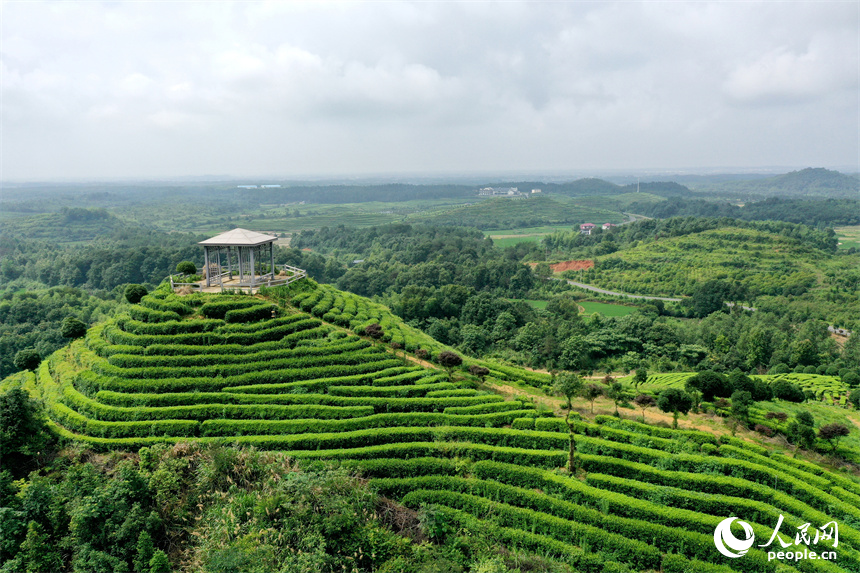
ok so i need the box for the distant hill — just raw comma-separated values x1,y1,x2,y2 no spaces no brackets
0,208,131,243
706,168,859,198
621,181,694,196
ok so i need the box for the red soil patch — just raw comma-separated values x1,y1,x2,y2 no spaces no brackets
551,260,594,272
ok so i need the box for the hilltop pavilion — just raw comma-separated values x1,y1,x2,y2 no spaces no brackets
198,228,278,289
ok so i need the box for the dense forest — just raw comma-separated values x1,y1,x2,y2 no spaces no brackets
290,220,859,379
629,197,860,227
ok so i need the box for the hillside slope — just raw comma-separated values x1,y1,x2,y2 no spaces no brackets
8,281,860,572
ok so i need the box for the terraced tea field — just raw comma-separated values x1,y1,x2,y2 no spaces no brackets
13,283,860,573
631,371,849,400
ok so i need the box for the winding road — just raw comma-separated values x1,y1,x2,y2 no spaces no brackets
562,279,682,302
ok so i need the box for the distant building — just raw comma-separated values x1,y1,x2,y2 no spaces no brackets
237,185,258,189
261,185,281,188
478,187,522,197
602,223,616,230
580,223,596,235
531,189,542,194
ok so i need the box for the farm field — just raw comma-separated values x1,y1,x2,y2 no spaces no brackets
412,195,626,230
486,225,575,249
7,281,860,572
578,300,638,316
836,225,860,250
566,191,665,211
490,235,543,248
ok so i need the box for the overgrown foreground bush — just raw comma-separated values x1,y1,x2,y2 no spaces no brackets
0,442,580,573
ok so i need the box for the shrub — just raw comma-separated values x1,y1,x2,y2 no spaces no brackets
124,284,148,304
771,380,805,402
768,363,789,374
468,365,490,380
176,261,197,275
61,316,88,339
365,323,384,340
819,423,850,452
224,304,274,323
200,299,262,319
14,349,41,372
842,371,860,388
511,418,535,430
437,351,462,373
754,424,774,437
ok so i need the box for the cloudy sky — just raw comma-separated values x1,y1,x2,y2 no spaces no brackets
2,1,858,181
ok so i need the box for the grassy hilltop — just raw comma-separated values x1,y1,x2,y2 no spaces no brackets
3,279,860,573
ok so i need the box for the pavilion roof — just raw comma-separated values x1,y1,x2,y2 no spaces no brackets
199,228,278,247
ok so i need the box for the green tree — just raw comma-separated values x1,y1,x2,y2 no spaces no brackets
135,531,155,573
459,324,489,355
606,381,627,417
685,371,731,402
534,262,552,280
842,371,860,388
633,368,648,388
553,373,584,474
687,280,735,318
730,390,753,427
20,520,62,573
0,388,50,477
849,388,860,410
787,411,816,450
125,284,148,304
633,393,656,421
582,384,604,414
553,373,583,409
13,349,41,372
149,549,170,573
657,388,693,429
745,327,773,370
61,316,87,339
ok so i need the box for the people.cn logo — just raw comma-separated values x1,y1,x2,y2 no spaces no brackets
714,517,756,558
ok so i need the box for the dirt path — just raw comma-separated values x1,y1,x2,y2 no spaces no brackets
483,379,739,437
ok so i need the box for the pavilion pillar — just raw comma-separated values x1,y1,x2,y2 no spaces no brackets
227,247,233,279
216,248,222,286
204,246,211,287
238,247,244,285
270,242,275,283
250,246,256,288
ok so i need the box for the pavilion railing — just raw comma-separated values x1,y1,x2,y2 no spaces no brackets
170,266,307,293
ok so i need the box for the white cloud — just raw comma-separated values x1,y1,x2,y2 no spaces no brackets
1,1,857,179
724,34,859,104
